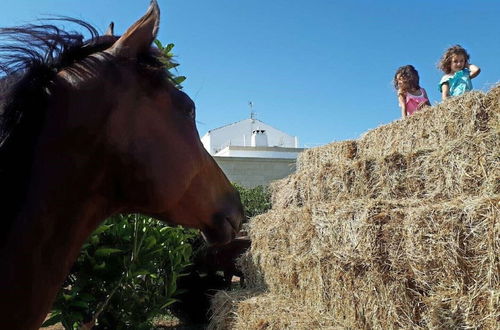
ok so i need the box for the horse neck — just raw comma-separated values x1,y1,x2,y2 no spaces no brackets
0,114,113,330
0,174,111,329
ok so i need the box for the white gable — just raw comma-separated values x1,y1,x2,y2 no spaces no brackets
201,119,298,155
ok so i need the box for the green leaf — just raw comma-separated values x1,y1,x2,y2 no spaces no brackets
177,270,192,278
173,76,186,85
41,312,62,327
70,300,89,309
165,43,175,53
160,298,179,309
147,247,164,256
144,236,157,250
95,248,122,257
154,39,163,49
182,245,193,261
166,277,177,296
162,61,178,70
92,224,112,236
89,235,100,245
159,226,172,233
93,261,106,270
133,269,151,277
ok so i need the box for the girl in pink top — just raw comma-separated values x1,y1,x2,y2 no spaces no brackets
394,65,431,118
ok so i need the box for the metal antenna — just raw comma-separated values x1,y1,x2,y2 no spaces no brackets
248,101,256,120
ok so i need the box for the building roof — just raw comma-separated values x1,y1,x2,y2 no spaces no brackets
201,117,300,156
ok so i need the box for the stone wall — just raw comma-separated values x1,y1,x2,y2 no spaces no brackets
213,156,297,188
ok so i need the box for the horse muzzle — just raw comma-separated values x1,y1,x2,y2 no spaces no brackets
202,204,244,246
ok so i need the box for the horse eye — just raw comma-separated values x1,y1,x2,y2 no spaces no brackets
171,89,196,120
187,106,195,119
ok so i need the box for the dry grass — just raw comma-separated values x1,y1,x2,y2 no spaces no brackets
241,197,499,329
210,291,342,330
272,131,498,208
210,86,500,329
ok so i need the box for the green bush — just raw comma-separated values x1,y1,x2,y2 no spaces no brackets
43,214,197,329
233,184,272,221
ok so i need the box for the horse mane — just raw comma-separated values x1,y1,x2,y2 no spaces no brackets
0,19,168,244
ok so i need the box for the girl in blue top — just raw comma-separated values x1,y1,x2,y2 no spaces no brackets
438,45,481,100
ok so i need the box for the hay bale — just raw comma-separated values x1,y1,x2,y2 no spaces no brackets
272,131,499,208
211,86,500,329
269,173,305,208
357,89,497,159
297,140,358,170
209,291,337,330
245,196,499,328
208,290,258,330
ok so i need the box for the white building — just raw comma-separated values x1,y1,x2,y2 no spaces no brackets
201,118,305,187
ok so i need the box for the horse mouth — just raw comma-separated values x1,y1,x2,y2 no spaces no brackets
201,212,242,246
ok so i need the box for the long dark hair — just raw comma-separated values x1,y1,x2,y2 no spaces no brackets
393,65,421,95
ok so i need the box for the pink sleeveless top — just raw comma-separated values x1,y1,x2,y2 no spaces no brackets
405,88,429,116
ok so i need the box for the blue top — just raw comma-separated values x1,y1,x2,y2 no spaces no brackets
439,68,472,97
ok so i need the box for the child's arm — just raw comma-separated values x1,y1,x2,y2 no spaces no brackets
398,93,407,118
468,64,481,78
441,82,450,100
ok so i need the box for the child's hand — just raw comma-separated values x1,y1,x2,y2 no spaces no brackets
469,64,481,78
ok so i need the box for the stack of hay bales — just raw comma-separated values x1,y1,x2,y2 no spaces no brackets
209,87,500,329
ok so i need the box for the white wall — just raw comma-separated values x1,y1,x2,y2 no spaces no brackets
213,156,297,188
215,146,304,159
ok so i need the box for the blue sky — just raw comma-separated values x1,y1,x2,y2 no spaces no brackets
1,1,499,147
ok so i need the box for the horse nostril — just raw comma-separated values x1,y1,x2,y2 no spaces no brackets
226,214,241,233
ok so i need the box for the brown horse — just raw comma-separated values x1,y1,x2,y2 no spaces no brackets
0,1,243,329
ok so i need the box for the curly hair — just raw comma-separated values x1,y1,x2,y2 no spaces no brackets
438,45,470,74
393,65,420,95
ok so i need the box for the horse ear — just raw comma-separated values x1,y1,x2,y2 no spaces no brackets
105,22,114,36
105,0,159,57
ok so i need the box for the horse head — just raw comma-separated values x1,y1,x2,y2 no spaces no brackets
46,0,244,245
